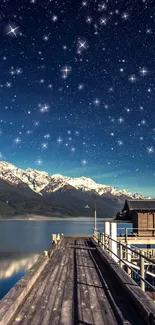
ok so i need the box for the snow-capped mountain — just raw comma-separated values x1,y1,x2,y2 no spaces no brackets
0,161,152,218
0,161,151,200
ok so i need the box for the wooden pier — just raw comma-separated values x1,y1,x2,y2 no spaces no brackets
0,236,155,325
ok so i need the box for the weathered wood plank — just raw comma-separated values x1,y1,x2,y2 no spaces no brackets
9,241,66,325
59,240,74,325
43,244,70,325
77,240,95,325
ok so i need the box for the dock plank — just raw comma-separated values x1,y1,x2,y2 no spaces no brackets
77,239,94,324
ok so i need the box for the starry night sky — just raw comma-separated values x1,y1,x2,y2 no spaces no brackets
0,0,155,196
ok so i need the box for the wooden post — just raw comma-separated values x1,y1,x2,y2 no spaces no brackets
94,202,97,230
52,234,57,243
108,236,112,256
101,232,104,248
104,222,110,253
125,228,128,243
110,222,118,262
140,250,145,292
126,244,131,277
119,243,123,268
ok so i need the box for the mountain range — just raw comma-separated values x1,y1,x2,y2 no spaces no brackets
0,161,152,218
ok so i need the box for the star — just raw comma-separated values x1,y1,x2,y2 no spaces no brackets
82,1,87,7
139,67,148,76
14,137,21,144
141,119,146,125
118,140,123,146
6,82,12,88
43,35,49,41
78,84,84,90
128,75,137,82
94,98,100,105
82,159,87,165
122,13,129,20
78,39,88,54
36,159,43,165
118,117,124,123
100,18,107,25
7,24,19,37
40,104,49,113
86,17,92,24
61,66,71,78
44,134,50,139
147,147,154,153
41,143,48,149
57,137,63,143
52,15,58,22
98,3,107,11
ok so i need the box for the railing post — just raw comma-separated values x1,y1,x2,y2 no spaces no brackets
108,236,111,256
125,228,128,243
110,222,118,262
140,250,145,292
119,242,123,268
126,244,131,277
101,233,104,249
104,221,110,253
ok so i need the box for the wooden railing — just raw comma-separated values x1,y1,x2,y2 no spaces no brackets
117,227,155,240
93,229,155,293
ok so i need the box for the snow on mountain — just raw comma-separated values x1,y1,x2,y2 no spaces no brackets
0,161,151,200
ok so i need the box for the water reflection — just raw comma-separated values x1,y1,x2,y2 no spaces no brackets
0,253,39,279
0,253,39,299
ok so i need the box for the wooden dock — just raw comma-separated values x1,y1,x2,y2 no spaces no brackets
0,236,155,325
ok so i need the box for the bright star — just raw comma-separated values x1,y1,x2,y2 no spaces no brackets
7,24,19,37
78,40,87,49
140,67,148,76
41,143,48,149
14,137,21,144
147,146,154,153
100,17,107,25
61,66,71,78
40,104,49,113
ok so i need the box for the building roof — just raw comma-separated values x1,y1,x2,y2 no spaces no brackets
123,200,155,212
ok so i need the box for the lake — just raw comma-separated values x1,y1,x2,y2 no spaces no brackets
0,218,131,299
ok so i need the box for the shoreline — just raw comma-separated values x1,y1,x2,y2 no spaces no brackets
0,215,114,221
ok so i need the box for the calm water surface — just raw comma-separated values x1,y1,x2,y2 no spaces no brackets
0,219,130,298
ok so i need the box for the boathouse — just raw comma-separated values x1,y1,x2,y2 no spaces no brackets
117,200,155,236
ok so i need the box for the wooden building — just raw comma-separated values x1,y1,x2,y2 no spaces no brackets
117,200,155,236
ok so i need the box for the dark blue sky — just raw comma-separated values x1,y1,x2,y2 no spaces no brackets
0,0,155,196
